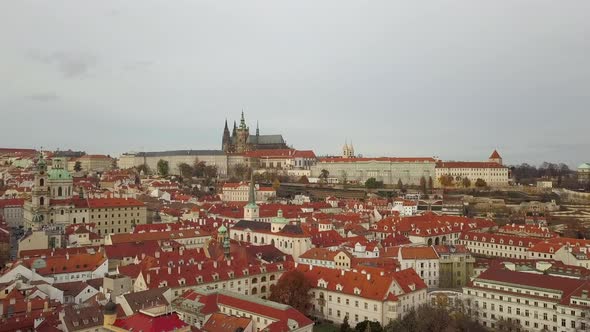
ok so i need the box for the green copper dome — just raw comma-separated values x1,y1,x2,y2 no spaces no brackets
218,224,227,233
47,168,72,180
271,209,288,224
579,163,590,170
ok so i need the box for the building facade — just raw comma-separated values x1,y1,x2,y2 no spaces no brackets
311,157,437,186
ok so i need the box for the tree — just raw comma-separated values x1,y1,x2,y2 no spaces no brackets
340,315,351,332
136,163,150,175
355,320,383,332
495,318,522,331
365,177,383,189
272,178,281,191
232,163,250,180
419,176,427,195
74,161,82,172
461,177,471,188
474,178,487,188
177,163,193,179
438,174,454,187
157,159,169,176
384,304,485,332
298,175,309,184
269,270,312,315
397,179,404,190
319,169,330,186
428,176,434,189
193,159,207,177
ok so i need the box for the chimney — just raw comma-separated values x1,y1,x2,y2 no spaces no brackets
227,260,231,266
198,263,202,270
179,247,184,256
147,273,151,285
43,300,49,312
310,265,313,270
26,300,32,313
168,267,172,274
341,270,345,276
213,261,218,268
583,290,588,299
155,251,160,258
178,266,181,274
66,252,70,260
367,274,371,281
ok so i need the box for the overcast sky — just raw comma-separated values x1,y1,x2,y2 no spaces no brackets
1,1,589,167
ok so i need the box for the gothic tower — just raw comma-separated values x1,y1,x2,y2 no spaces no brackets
236,111,250,153
342,140,355,158
222,119,231,152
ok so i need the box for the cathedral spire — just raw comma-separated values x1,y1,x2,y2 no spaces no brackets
239,110,247,129
256,121,259,136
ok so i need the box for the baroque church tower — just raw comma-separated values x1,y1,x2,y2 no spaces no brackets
342,140,355,158
243,175,259,221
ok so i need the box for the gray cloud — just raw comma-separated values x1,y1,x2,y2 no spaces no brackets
28,50,97,78
25,93,59,102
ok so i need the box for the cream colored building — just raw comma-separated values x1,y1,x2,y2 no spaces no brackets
298,248,352,270
464,263,590,331
311,157,436,186
118,151,245,177
298,264,428,327
67,154,114,173
221,182,276,202
435,150,509,187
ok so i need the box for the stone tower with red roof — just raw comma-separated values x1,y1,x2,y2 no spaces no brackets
489,149,502,165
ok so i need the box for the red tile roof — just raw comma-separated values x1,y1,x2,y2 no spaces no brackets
202,313,251,332
399,246,439,260
319,157,436,163
112,313,187,332
489,150,502,159
436,161,507,169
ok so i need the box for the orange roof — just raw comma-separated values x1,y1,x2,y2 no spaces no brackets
21,252,106,275
319,157,435,163
202,313,251,332
489,150,502,159
436,161,507,169
399,246,439,260
299,248,349,261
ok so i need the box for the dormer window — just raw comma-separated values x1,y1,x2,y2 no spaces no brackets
354,287,361,295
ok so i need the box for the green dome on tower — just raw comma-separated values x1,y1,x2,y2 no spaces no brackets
271,209,288,224
218,224,227,234
47,168,72,180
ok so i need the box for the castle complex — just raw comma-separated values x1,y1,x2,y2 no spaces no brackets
222,112,288,154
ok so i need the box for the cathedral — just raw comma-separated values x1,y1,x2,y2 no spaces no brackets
222,112,288,154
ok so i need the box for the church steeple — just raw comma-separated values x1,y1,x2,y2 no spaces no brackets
256,121,259,136
243,174,259,221
239,110,248,130
222,119,231,151
232,120,237,136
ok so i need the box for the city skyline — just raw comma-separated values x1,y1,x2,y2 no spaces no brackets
2,1,589,166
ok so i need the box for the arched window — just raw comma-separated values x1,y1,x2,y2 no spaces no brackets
58,187,63,197
73,218,77,224
261,286,267,293
251,287,258,295
39,197,45,206
39,178,44,187
60,210,64,215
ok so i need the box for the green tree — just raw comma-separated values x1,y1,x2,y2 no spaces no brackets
232,163,250,180
474,178,487,188
420,176,427,195
428,176,434,189
269,270,312,315
193,158,207,177
136,163,150,175
157,159,169,176
74,161,82,172
177,163,193,179
355,320,383,332
203,165,218,185
462,177,472,188
298,175,309,184
397,179,404,190
365,177,383,189
319,169,330,186
340,315,351,332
